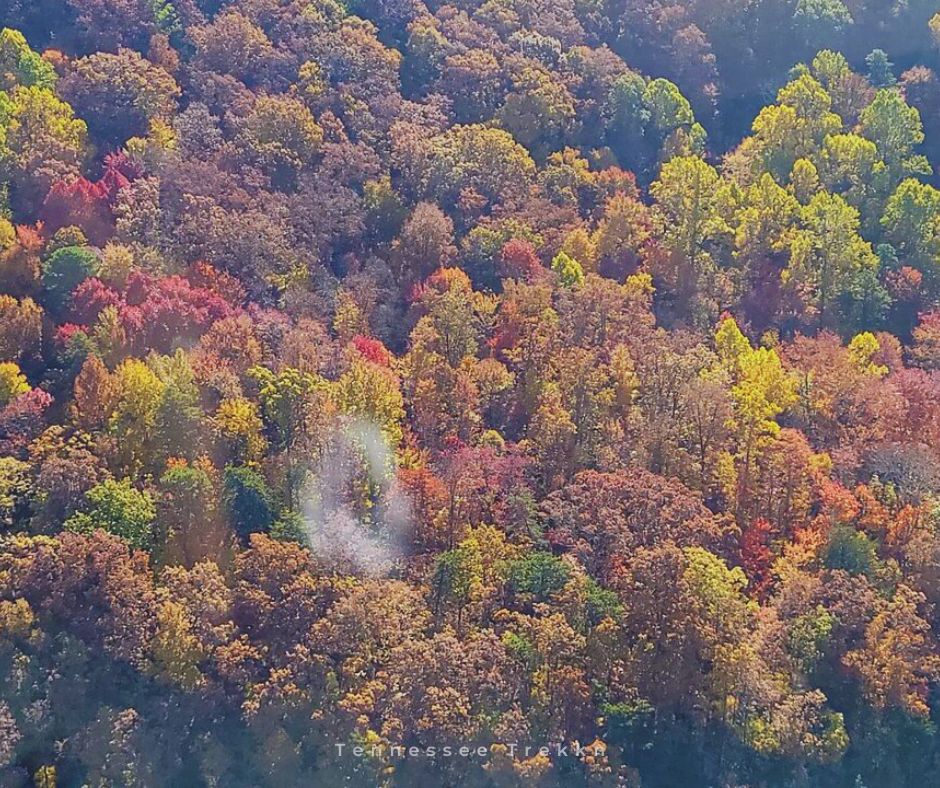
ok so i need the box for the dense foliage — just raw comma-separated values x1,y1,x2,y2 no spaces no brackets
1,1,940,785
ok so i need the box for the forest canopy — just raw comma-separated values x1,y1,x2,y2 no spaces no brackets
1,0,940,786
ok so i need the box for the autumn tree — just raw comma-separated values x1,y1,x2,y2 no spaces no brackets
61,48,181,144
0,85,89,209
